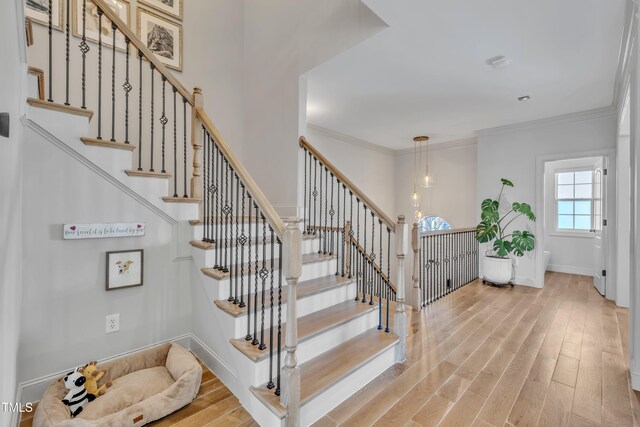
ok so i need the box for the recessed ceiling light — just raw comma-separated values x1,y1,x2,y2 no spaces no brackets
518,95,531,102
486,56,511,69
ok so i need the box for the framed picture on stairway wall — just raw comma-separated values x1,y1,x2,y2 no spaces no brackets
138,0,182,21
106,249,144,290
137,7,183,71
25,0,63,31
72,0,131,51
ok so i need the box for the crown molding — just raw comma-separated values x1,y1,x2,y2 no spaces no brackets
394,137,477,157
306,123,396,155
613,0,637,111
475,106,617,138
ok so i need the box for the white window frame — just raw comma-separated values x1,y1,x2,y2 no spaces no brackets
552,167,595,237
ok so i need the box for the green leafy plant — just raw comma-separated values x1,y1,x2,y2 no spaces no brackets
476,178,536,258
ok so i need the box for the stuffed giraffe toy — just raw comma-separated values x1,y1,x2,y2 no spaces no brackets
81,361,112,396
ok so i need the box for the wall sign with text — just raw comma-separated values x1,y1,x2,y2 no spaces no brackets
63,223,146,240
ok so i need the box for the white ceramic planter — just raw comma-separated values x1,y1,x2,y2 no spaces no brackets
483,256,513,285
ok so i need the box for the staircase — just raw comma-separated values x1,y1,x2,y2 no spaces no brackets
22,1,409,425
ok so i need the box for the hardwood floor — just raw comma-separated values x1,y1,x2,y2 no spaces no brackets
313,272,640,427
19,358,257,427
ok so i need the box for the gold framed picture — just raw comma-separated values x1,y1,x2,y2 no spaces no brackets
72,0,130,51
137,7,183,71
138,0,182,21
25,0,64,31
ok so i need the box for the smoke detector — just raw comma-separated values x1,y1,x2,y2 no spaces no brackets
518,95,531,102
486,56,511,69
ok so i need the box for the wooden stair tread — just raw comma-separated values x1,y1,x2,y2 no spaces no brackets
201,253,335,281
27,98,94,119
81,137,136,151
250,329,399,418
214,274,354,317
125,169,172,178
162,196,202,203
230,299,377,362
189,234,315,250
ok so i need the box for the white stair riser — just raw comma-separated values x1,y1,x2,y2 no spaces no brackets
247,309,380,386
197,239,318,265
229,281,358,337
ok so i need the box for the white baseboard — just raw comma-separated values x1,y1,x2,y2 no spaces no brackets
632,370,640,391
547,264,594,277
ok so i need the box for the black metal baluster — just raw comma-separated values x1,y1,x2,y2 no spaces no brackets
378,219,383,329
342,184,346,277
124,38,131,144
202,131,208,242
110,22,116,141
259,215,267,351
160,76,167,171
307,152,312,234
79,0,89,108
420,236,424,307
214,145,220,268
172,87,177,195
64,0,70,105
97,8,103,139
137,50,143,170
330,173,335,255
209,142,215,245
252,202,259,346
239,185,246,308
47,0,53,102
385,227,391,332
349,191,353,278
267,226,275,389
223,160,230,275
369,210,375,305
183,97,188,197
318,165,323,253
313,157,318,236
355,199,360,300
234,174,240,304
362,205,367,304
245,195,253,342
303,148,307,234
149,63,155,171
324,167,328,254
431,235,435,303
335,178,340,276
275,240,283,396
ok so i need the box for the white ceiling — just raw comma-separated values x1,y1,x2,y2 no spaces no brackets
306,0,626,148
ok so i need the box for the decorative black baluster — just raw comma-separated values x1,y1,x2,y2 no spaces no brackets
313,157,318,236
160,76,167,172
342,184,346,277
330,173,335,256
245,195,253,342
378,219,383,329
149,63,155,171
267,225,275,389
124,38,131,144
79,0,89,108
362,205,367,304
97,8,103,139
303,148,307,233
239,185,246,308
223,161,230,275
349,191,353,278
110,22,116,142
275,240,283,396
385,227,391,332
202,130,209,242
214,144,220,268
324,167,328,254
234,174,240,304
259,215,267,351
335,178,340,276
252,203,259,346
369,210,375,305
318,165,323,253
229,170,235,301
137,50,143,170
172,87,177,195
64,0,70,105
355,199,360,300
307,152,312,234
209,142,215,245
48,0,53,102
183,97,188,197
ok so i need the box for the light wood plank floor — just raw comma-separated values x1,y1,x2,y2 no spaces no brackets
313,272,640,427
19,358,257,427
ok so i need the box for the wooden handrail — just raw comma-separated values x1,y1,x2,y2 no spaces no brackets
299,137,396,233
91,0,194,106
196,107,286,238
349,236,397,293
418,226,477,237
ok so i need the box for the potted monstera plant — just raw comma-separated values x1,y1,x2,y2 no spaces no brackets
476,178,536,285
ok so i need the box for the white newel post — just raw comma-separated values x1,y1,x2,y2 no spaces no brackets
394,215,408,362
281,217,302,425
411,222,420,310
191,87,203,201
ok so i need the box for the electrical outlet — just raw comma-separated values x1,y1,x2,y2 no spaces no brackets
105,313,120,334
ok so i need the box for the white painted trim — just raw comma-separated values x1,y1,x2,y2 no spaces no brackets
22,117,178,225
15,334,192,406
632,369,640,391
306,123,396,155
613,0,637,109
394,138,477,156
547,264,594,277
476,107,617,138
188,334,239,382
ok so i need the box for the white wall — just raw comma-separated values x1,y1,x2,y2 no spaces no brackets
543,157,600,276
0,0,26,424
477,109,617,287
242,0,387,215
394,140,477,228
17,126,192,388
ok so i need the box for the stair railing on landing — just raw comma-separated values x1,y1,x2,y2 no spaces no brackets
298,137,408,360
411,225,479,308
30,0,304,423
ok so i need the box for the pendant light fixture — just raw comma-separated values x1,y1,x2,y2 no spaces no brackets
415,135,435,188
411,137,421,209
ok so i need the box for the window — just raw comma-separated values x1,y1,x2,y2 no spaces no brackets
555,170,593,231
418,216,452,232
